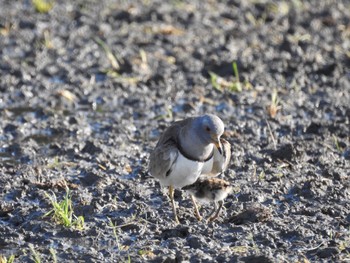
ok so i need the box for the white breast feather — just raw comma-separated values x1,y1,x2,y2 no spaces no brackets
160,153,213,189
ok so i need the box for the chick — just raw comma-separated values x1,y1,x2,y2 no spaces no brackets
182,178,232,222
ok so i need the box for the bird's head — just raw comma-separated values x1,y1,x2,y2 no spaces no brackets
195,114,224,154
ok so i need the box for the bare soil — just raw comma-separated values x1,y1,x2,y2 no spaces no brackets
0,0,349,262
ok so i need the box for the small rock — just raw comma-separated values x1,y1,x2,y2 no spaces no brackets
270,143,296,161
228,205,271,225
81,141,102,154
161,227,189,240
305,122,321,134
317,247,339,258
4,124,17,134
187,235,204,249
241,255,274,263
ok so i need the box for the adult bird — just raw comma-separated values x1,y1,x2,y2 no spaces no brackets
149,114,231,223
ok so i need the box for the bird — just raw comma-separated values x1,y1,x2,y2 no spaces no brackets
182,177,232,222
148,114,231,223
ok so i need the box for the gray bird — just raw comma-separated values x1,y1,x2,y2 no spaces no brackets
149,114,231,223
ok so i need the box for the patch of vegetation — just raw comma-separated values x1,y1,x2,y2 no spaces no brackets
94,37,120,71
108,218,122,250
108,218,133,262
267,89,281,118
32,0,54,13
258,170,266,181
230,245,249,254
94,37,141,84
49,248,57,263
333,135,344,153
42,30,53,49
46,156,78,170
154,106,173,121
138,249,155,260
0,255,15,263
209,62,250,92
28,244,41,263
44,187,84,230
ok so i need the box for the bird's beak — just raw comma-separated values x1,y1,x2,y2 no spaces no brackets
213,138,222,154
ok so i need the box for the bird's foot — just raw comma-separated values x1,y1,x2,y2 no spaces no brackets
207,215,219,222
174,215,180,225
195,214,203,221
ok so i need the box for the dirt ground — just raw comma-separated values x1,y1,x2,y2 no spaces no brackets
0,0,349,262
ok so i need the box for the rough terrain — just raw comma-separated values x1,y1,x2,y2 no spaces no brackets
0,0,349,262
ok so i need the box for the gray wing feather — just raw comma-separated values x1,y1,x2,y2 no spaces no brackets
149,141,178,180
148,118,193,180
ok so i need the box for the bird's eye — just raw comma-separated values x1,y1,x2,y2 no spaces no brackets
205,126,211,132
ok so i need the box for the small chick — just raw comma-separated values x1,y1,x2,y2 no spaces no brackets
182,178,232,222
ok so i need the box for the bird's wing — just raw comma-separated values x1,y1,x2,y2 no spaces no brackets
208,138,231,176
206,178,231,191
148,118,192,180
149,140,179,180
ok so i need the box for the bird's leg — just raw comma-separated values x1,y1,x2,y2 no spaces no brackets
207,201,218,219
169,185,180,224
190,195,202,221
208,200,224,222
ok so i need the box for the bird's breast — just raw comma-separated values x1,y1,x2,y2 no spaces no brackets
161,153,213,189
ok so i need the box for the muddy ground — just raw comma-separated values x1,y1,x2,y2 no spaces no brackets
0,0,349,262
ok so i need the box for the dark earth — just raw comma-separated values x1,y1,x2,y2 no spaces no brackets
1,0,349,262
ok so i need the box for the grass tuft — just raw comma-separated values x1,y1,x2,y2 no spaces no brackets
138,249,155,259
108,218,121,250
230,245,248,254
44,187,84,230
154,106,173,121
32,0,54,13
94,37,142,84
43,30,53,49
0,255,15,263
231,61,242,92
209,71,221,91
209,61,246,92
49,248,57,263
267,89,281,118
29,244,41,263
258,170,265,181
333,135,343,152
94,37,120,71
